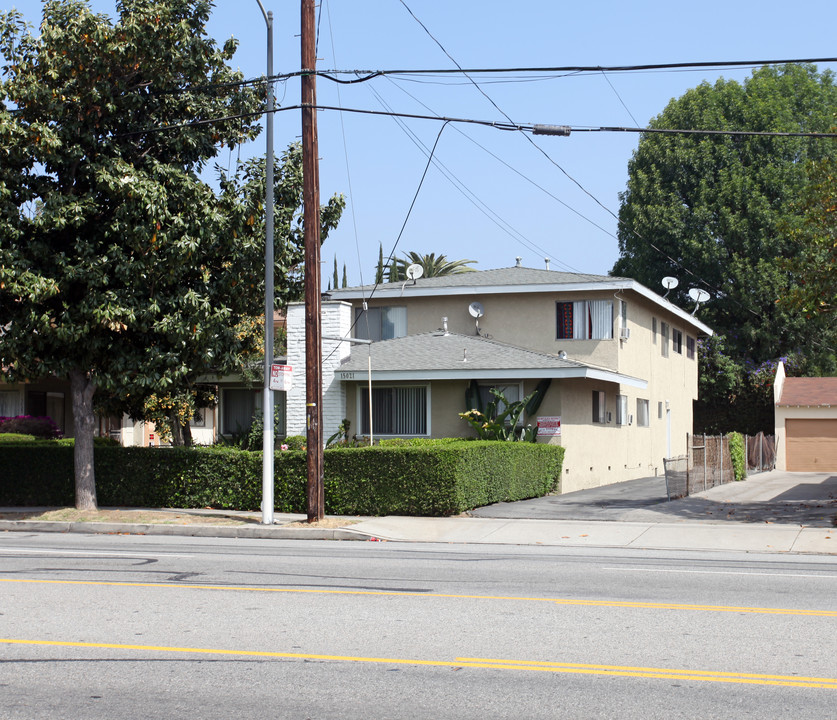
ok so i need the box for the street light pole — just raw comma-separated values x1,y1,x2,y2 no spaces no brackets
255,0,275,525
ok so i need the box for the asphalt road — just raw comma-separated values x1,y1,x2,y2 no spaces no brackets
1,533,836,719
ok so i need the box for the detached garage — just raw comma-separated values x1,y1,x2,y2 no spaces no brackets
774,362,837,472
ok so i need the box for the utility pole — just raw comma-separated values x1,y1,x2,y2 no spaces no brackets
301,0,324,521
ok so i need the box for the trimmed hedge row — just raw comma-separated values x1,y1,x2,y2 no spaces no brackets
0,441,564,516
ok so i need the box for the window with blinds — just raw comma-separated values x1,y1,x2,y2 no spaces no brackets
354,306,407,342
556,300,613,340
361,386,427,435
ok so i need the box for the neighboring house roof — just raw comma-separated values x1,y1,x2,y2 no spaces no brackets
336,331,647,388
777,377,837,407
326,265,713,336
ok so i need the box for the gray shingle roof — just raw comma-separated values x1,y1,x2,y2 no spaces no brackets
335,332,647,389
339,331,585,373
329,265,628,298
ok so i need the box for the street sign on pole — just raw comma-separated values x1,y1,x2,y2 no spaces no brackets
269,364,293,392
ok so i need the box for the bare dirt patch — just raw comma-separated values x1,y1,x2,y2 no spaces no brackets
0,508,253,526
285,517,359,529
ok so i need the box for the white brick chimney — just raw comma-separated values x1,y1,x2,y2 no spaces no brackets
285,301,353,442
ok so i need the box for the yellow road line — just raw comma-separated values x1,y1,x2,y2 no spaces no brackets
1,577,834,617
1,638,834,689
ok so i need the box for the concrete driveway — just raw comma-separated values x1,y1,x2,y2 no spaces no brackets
469,470,837,527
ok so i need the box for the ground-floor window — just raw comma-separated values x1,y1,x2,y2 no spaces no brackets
0,390,21,418
616,394,628,425
360,386,427,435
592,390,606,424
220,389,286,436
637,398,650,427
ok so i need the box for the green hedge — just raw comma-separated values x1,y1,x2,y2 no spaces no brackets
0,441,563,516
727,432,747,482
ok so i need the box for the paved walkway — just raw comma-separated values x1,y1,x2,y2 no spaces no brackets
1,471,835,555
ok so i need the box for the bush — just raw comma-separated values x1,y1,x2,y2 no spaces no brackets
0,440,564,516
728,432,747,482
377,437,464,447
54,436,120,447
0,433,40,443
0,415,63,439
283,435,306,451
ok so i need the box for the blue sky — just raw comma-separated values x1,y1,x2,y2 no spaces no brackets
10,0,837,288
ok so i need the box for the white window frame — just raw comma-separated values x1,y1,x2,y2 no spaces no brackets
616,394,629,426
592,390,606,424
357,384,430,437
354,305,407,342
637,399,650,427
686,335,696,360
672,328,683,355
556,300,614,340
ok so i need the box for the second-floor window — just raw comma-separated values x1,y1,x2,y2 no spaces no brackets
557,300,613,340
660,322,670,357
355,306,407,342
686,336,696,359
673,329,683,354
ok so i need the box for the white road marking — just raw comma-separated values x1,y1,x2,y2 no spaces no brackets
603,566,836,579
0,547,194,559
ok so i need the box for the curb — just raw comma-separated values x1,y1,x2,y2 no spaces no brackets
0,520,369,542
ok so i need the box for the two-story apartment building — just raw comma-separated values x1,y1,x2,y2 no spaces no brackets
285,264,712,493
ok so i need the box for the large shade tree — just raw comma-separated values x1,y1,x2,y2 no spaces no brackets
612,64,837,432
0,0,343,507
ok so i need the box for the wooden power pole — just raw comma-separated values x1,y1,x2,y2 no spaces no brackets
301,0,324,522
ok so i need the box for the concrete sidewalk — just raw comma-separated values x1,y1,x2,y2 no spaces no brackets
0,471,834,555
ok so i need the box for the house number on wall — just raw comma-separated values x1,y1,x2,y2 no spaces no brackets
339,372,356,380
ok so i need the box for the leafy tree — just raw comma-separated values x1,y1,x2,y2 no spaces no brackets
780,158,837,343
612,64,837,432
0,1,343,507
388,251,477,281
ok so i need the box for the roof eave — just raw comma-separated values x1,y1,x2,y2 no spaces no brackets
337,366,647,389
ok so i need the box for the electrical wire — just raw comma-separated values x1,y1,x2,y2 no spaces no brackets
378,76,587,271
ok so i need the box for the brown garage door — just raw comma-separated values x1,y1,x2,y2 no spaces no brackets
786,419,837,471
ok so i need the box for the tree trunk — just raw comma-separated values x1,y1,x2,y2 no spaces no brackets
169,410,184,446
69,369,97,510
181,419,193,447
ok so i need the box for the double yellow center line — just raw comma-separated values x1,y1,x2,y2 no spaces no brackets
2,639,835,689
2,577,836,617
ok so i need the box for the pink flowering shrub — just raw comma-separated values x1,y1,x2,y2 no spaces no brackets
0,415,63,439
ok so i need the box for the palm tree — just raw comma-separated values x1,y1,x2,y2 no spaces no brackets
387,252,477,281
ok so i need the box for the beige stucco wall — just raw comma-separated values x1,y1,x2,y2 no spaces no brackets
774,405,837,470
340,288,703,493
355,292,620,369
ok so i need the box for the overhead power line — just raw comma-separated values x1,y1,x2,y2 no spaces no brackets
310,56,837,83
114,102,837,140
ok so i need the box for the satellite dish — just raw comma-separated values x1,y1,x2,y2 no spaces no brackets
687,287,710,314
468,301,485,318
405,263,424,281
661,276,679,298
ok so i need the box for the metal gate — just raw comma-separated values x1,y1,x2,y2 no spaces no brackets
664,434,735,500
